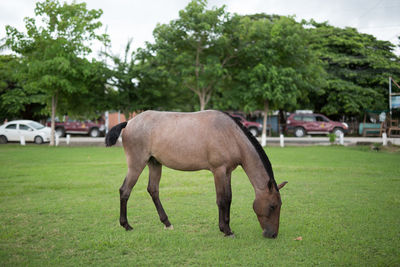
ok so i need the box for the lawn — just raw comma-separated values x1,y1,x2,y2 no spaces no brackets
0,144,399,266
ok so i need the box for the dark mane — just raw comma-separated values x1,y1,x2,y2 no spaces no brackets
223,112,279,191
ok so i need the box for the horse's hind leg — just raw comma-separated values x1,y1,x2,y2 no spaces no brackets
147,158,172,229
213,167,234,237
119,163,146,231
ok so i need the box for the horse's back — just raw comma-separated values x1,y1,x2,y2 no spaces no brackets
122,110,242,171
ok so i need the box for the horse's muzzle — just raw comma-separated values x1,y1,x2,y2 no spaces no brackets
263,229,278,239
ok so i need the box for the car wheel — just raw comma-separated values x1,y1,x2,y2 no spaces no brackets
0,135,7,144
55,127,65,137
34,136,43,144
333,128,344,137
249,127,258,137
89,128,100,138
294,127,306,137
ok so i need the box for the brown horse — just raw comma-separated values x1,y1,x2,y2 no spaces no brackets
106,110,287,238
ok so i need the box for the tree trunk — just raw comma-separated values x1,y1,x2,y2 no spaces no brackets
197,88,213,111
261,99,269,147
199,93,205,111
278,109,286,134
49,93,58,146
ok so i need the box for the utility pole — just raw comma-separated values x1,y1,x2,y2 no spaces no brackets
389,76,392,116
389,76,400,117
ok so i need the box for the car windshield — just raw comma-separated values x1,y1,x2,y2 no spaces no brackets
28,121,45,130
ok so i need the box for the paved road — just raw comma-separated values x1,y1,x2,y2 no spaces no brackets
55,136,400,146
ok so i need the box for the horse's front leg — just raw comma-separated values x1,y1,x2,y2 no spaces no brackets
213,167,234,237
119,164,145,231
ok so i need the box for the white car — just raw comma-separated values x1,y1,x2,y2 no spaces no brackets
0,120,51,144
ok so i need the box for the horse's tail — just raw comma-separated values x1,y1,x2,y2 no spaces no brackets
105,122,127,147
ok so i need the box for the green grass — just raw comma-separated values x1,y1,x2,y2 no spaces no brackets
0,144,399,266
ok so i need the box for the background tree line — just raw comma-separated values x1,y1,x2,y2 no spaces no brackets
1,0,400,134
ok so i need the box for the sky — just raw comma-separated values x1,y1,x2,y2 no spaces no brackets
1,0,399,56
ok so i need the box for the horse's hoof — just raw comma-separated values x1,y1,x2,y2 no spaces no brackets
121,223,133,231
224,233,235,238
164,225,174,230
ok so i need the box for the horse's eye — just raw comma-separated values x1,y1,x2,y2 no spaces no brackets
269,205,277,211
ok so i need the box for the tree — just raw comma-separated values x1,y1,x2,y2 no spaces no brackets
309,22,400,118
0,55,26,122
228,15,325,145
0,55,48,122
106,40,138,118
60,58,114,119
106,38,182,116
141,0,236,111
5,0,109,145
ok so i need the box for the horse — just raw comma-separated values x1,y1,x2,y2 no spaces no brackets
105,110,287,238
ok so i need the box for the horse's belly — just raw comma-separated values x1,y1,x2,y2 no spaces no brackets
161,159,209,171
152,146,211,171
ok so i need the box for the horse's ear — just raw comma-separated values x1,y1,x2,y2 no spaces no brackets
278,181,288,190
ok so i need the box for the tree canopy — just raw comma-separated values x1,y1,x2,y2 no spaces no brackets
0,54,46,122
228,15,325,112
5,0,110,145
217,15,326,143
137,0,237,111
308,21,400,117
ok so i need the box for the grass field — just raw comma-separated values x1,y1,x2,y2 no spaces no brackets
0,144,399,266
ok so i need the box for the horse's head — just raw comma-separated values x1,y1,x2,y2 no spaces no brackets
253,181,287,238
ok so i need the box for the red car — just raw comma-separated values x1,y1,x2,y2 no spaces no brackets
286,113,348,137
230,114,263,136
46,117,105,137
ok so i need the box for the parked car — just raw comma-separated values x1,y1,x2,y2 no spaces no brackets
0,120,51,144
230,114,263,136
46,117,105,137
286,113,348,137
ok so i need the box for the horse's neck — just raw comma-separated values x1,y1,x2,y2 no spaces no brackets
240,145,270,194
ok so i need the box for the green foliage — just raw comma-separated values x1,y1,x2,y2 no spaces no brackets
135,46,194,112
137,0,234,111
106,40,137,117
106,39,173,116
0,145,399,265
5,0,110,120
61,58,114,119
0,55,26,120
0,55,48,121
6,0,107,56
309,22,400,116
225,15,326,113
